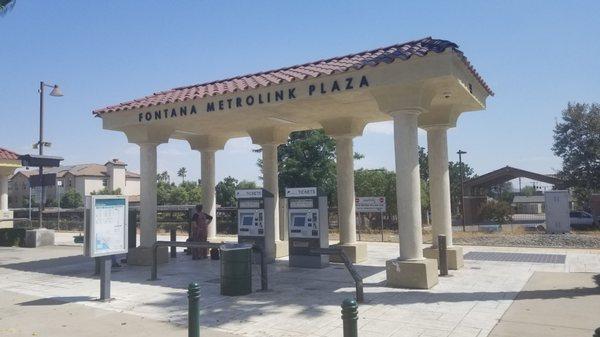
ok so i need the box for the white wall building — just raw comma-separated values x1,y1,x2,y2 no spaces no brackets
9,159,140,207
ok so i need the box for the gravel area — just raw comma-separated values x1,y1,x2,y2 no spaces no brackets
454,233,600,249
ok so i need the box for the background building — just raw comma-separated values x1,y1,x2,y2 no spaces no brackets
9,159,140,207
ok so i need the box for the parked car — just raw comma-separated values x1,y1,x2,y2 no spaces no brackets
569,211,595,229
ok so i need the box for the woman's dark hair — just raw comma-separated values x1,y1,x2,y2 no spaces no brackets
195,204,203,211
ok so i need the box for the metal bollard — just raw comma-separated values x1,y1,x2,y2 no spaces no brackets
188,282,200,337
170,228,177,258
438,235,448,276
341,298,358,337
594,327,600,337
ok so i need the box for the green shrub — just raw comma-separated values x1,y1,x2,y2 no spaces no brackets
479,200,513,224
0,228,26,247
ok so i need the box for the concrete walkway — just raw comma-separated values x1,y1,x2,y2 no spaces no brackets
490,271,600,337
0,289,236,337
2,238,600,337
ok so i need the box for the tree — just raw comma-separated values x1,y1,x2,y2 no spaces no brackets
216,176,258,207
0,0,16,16
60,189,83,208
255,129,362,204
448,161,475,215
157,171,170,183
177,167,187,183
553,103,600,209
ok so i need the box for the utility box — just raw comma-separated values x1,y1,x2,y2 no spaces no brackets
545,190,570,234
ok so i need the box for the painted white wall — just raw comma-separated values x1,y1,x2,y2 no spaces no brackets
124,178,140,196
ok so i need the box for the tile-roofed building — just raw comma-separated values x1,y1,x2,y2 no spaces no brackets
0,147,19,161
8,159,140,207
93,37,492,115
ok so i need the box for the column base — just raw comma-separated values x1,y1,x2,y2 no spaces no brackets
423,246,464,270
330,242,368,263
127,246,168,266
0,210,14,228
385,258,439,289
25,228,55,247
275,240,288,258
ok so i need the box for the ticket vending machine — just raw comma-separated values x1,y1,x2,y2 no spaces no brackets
236,188,275,263
286,187,329,268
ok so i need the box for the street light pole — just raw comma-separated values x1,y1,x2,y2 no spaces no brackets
37,81,63,229
457,150,467,232
38,82,45,229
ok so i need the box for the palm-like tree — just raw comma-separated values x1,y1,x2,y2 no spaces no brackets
177,167,187,184
0,0,16,16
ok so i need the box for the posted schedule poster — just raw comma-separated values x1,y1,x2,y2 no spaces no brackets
86,196,128,257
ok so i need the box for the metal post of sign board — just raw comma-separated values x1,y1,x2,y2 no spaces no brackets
28,187,32,221
380,211,384,242
98,256,111,301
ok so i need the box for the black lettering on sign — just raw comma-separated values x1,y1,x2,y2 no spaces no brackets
320,83,326,94
190,105,197,114
309,85,316,96
288,88,296,99
331,80,340,92
345,78,353,90
258,93,264,104
236,97,242,107
227,99,233,109
155,111,162,120
218,100,224,110
145,112,152,121
138,113,143,122
163,109,168,118
246,95,254,106
171,109,177,117
275,90,284,101
359,75,369,87
206,102,215,112
179,106,187,116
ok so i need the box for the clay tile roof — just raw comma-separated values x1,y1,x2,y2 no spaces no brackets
0,147,19,160
93,37,493,115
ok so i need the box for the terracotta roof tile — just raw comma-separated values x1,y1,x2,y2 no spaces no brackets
93,37,493,115
0,147,19,160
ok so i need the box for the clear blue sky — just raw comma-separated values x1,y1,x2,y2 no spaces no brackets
2,1,599,184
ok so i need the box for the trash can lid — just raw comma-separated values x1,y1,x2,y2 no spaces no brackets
220,243,253,251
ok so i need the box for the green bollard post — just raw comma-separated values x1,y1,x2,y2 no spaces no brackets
188,282,200,337
341,298,358,337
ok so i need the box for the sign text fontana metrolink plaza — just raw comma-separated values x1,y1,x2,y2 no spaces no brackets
138,75,370,123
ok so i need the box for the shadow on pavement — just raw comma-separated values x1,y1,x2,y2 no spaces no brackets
19,296,95,306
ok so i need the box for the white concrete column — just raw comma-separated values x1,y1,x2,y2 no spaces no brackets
261,143,280,242
392,110,424,260
335,135,357,245
201,150,217,239
427,126,453,247
0,175,8,211
139,143,158,247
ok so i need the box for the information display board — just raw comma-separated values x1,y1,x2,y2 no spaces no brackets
355,197,386,213
84,195,128,257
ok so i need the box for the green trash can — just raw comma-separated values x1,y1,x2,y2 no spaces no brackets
220,243,253,296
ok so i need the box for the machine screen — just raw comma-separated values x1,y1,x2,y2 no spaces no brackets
241,214,254,226
293,215,306,227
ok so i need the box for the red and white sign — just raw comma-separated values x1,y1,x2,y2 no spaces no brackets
355,197,386,213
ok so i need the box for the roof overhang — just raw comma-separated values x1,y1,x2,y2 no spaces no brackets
94,38,492,144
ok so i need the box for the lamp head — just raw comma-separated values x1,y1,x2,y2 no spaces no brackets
49,85,63,97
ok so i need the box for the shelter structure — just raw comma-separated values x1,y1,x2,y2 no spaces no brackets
94,37,492,289
0,147,22,227
463,166,563,225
